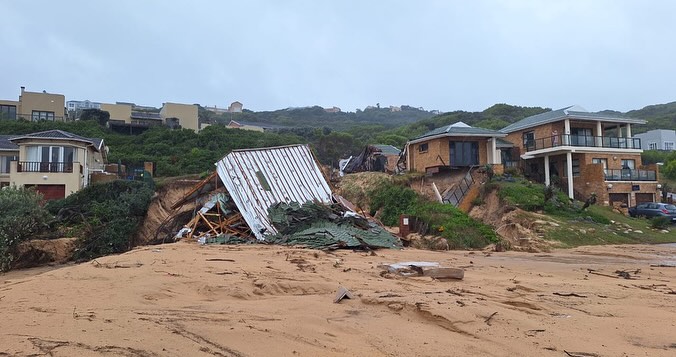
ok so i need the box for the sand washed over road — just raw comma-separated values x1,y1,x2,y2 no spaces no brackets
1,243,675,356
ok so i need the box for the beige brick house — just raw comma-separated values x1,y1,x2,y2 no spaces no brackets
0,87,66,121
501,105,660,206
0,130,108,199
405,122,506,174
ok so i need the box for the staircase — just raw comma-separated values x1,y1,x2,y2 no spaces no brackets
443,166,480,211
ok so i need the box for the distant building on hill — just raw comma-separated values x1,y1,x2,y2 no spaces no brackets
324,106,341,113
228,101,243,113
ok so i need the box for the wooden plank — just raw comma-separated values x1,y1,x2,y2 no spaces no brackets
422,267,464,280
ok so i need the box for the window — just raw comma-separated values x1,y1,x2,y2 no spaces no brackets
0,155,18,173
31,111,55,121
571,128,593,146
621,159,635,169
592,158,608,170
523,131,535,149
664,142,674,151
418,143,428,153
572,159,580,177
648,142,658,150
449,141,479,166
0,105,17,120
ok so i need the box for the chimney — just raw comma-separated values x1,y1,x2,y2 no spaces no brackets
20,86,25,95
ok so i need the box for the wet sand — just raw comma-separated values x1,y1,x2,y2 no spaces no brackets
1,243,675,356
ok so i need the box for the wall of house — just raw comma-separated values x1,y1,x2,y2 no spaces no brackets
408,137,488,173
161,103,199,132
101,103,133,123
528,152,658,206
19,91,66,120
505,122,564,152
10,161,82,197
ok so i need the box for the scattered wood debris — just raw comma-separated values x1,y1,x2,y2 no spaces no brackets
334,286,354,303
380,262,464,280
484,311,498,325
553,292,587,298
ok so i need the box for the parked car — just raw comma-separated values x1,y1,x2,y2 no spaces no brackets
628,202,676,222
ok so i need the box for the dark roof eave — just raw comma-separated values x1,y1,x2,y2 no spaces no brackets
408,132,506,145
9,136,101,152
501,114,646,134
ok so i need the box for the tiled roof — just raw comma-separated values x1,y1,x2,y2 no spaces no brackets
411,122,505,143
496,138,514,148
500,106,646,133
0,135,19,151
8,130,105,151
372,144,401,156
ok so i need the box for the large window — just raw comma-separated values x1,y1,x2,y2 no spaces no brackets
648,142,658,150
450,141,479,166
1,105,17,120
592,158,608,169
0,155,18,173
621,159,635,169
31,111,55,121
665,142,674,151
24,146,77,173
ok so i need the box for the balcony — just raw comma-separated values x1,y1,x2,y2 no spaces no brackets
604,169,656,181
525,134,641,152
16,161,81,174
14,113,67,122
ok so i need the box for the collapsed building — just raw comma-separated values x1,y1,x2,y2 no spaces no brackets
160,144,401,250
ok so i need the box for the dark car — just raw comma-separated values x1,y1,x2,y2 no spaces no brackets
628,202,676,222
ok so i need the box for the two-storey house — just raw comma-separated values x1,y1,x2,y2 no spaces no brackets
0,130,108,200
501,105,660,207
0,87,66,121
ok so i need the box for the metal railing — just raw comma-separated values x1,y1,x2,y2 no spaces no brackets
525,134,641,152
13,113,67,122
443,167,476,206
17,161,76,173
604,169,657,181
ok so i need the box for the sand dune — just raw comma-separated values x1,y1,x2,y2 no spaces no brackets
1,243,675,356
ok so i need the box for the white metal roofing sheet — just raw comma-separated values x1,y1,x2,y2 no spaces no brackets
215,144,333,240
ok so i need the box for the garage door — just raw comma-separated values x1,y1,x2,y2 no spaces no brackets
609,193,629,206
26,184,66,201
635,193,654,204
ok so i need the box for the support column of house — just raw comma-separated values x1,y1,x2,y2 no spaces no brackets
566,152,574,199
595,121,603,147
564,119,571,145
626,123,632,148
491,137,498,164
544,155,550,186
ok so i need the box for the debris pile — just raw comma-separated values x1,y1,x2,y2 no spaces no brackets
265,202,401,249
180,193,253,241
162,144,401,250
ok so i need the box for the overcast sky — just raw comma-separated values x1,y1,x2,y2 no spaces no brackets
1,1,675,113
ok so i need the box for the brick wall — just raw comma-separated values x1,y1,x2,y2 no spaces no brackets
409,137,489,172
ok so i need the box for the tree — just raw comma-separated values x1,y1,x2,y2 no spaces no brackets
80,109,110,127
0,187,51,271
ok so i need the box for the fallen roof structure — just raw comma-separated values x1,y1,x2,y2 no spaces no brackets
215,144,333,240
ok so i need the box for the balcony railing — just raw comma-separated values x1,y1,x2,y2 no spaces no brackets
14,113,67,122
17,161,77,173
525,134,641,152
604,169,656,181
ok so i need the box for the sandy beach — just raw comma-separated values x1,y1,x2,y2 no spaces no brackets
1,242,675,356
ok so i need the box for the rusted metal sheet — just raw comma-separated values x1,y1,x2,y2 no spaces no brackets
215,144,332,240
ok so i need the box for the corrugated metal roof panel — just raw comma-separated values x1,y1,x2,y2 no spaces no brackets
215,144,333,240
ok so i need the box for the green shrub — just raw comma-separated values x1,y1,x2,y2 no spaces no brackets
408,202,498,249
46,180,154,260
498,182,544,211
471,197,484,206
0,187,52,271
368,183,418,226
504,167,520,177
651,216,672,230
